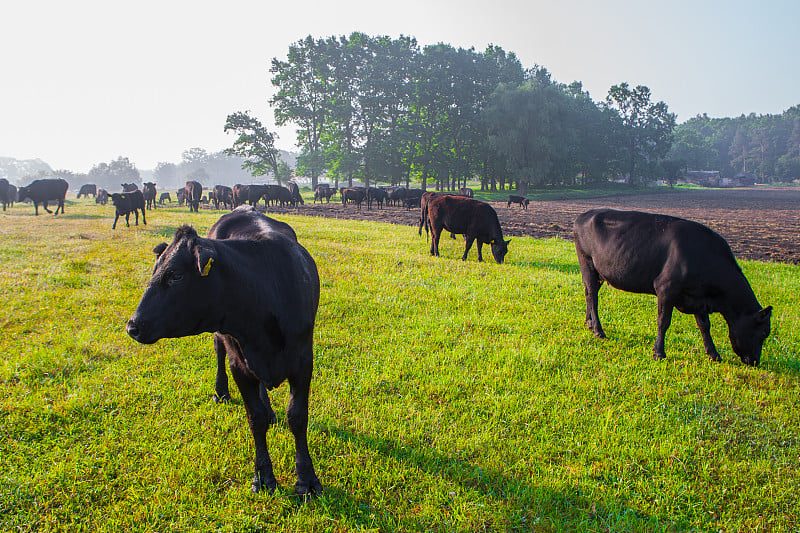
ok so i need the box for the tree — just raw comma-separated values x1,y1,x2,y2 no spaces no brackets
275,160,293,185
223,111,280,178
87,156,140,190
605,83,675,183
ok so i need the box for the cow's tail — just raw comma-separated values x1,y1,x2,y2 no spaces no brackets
418,200,429,240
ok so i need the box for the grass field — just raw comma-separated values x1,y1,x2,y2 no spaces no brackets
1,198,798,532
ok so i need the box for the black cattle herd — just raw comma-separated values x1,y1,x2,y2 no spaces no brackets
1,176,773,497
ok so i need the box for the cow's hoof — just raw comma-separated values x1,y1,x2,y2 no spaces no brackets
652,352,666,360
594,331,606,339
708,352,722,363
213,393,230,403
295,478,323,500
251,473,278,494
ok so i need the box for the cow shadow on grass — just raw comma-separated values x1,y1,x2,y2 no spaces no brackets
311,421,665,530
511,259,581,276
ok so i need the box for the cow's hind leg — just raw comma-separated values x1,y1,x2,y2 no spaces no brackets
141,207,147,225
229,360,278,494
576,250,605,338
462,237,475,261
653,298,674,360
694,313,722,362
213,334,231,402
287,356,322,498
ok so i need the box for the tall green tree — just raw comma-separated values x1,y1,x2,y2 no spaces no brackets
223,111,280,178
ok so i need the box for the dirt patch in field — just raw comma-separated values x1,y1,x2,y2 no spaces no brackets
264,187,800,264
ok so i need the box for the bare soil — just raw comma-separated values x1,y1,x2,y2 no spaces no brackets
264,187,800,264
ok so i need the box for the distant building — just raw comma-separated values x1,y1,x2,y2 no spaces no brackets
726,172,757,187
682,170,722,187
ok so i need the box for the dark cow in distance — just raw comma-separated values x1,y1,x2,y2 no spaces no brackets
184,181,202,212
313,184,336,203
110,190,147,229
158,192,171,205
287,182,304,207
341,188,366,209
0,178,10,211
126,206,322,496
232,184,249,208
507,195,530,209
77,184,97,199
17,178,69,215
96,189,109,205
458,187,474,198
212,185,234,210
121,183,138,192
574,208,772,365
143,182,157,209
366,187,388,209
426,195,510,263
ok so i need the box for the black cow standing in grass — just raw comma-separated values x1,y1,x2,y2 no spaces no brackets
213,185,234,210
17,178,69,215
126,206,322,496
158,192,171,205
143,182,157,210
341,188,366,209
427,195,510,263
122,183,138,192
507,195,530,209
96,189,109,205
77,184,97,199
185,181,202,212
110,190,147,229
0,178,10,211
574,208,772,365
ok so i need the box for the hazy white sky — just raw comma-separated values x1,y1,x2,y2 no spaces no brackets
1,0,798,172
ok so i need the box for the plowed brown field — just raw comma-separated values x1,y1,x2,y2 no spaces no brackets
266,187,800,264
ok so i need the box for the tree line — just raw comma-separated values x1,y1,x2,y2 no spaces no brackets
227,32,678,191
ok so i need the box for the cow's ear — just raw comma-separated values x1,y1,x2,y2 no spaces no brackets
153,242,168,257
505,239,512,245
193,244,217,277
759,306,773,321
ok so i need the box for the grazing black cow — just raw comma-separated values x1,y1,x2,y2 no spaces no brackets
17,178,69,215
121,183,138,192
126,206,322,496
574,208,772,365
244,185,272,208
266,185,296,208
110,190,147,229
341,188,366,209
313,184,336,203
0,178,10,211
458,187,474,198
507,195,530,209
184,181,202,212
143,182,157,210
96,189,109,205
403,188,424,209
212,185,234,210
366,187,387,209
158,192,171,205
287,182,304,207
427,195,510,263
77,184,97,199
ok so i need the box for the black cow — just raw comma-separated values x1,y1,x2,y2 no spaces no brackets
0,178,10,211
121,183,138,192
77,184,97,199
313,184,336,203
8,184,16,208
403,188,424,209
17,178,69,215
366,187,387,209
176,188,186,206
232,184,249,208
126,206,322,496
574,208,772,365
96,189,109,205
211,185,233,210
143,182,157,210
507,195,530,209
158,192,171,205
341,188,366,209
184,181,202,212
458,187,474,198
427,195,510,263
110,190,147,229
385,187,406,207
287,182,304,207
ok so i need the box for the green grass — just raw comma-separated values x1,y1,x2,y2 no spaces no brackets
1,199,798,532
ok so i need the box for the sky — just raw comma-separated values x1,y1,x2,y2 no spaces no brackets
1,0,798,173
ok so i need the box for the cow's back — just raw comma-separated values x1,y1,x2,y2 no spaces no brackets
574,208,741,294
208,205,297,242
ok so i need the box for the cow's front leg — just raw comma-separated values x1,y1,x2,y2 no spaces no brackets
694,313,722,362
213,334,230,402
287,361,322,498
462,237,475,261
229,361,277,493
653,299,674,360
577,253,605,338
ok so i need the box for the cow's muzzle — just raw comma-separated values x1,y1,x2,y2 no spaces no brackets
126,319,156,344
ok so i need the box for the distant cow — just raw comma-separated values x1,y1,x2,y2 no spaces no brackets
232,184,249,208
287,182,304,207
96,189,109,205
366,187,387,209
143,182,157,210
213,185,234,210
427,195,510,263
121,183,138,192
507,195,530,209
17,178,69,215
176,188,186,206
158,192,171,205
573,208,772,365
313,184,336,203
341,188,366,209
403,188,424,209
110,190,147,229
77,184,97,199
184,181,202,212
458,187,474,198
126,206,322,496
386,187,406,207
0,178,10,211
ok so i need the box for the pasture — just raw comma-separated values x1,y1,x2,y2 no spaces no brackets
1,198,799,532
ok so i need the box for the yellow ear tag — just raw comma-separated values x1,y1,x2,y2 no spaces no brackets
201,258,214,277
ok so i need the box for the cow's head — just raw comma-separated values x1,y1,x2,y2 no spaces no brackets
728,306,772,366
491,239,511,264
126,225,219,345
16,186,30,202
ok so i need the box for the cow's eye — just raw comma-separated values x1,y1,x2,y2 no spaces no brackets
168,272,183,285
